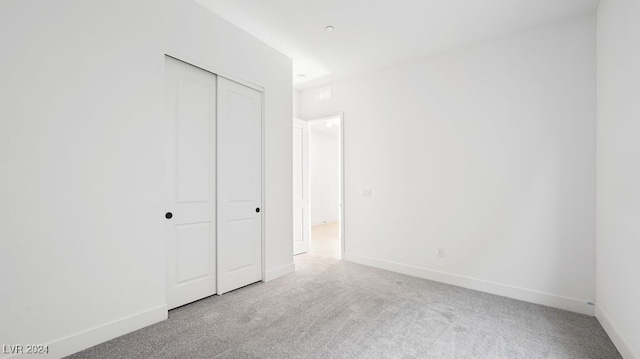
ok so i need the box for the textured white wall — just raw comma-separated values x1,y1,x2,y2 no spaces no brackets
310,129,340,225
596,1,640,357
293,89,302,118
0,0,292,357
302,15,596,314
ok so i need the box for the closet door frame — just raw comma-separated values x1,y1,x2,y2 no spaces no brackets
165,53,266,291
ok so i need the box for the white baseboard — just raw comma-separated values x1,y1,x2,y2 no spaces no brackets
343,253,595,316
2,305,168,359
596,306,638,359
264,262,295,282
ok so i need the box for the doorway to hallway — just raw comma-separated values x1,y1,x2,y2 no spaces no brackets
292,114,343,259
308,116,341,258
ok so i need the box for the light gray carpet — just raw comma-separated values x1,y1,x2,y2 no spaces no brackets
67,254,621,359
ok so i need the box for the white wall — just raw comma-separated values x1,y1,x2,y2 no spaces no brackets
596,1,640,357
310,129,340,225
301,14,597,315
293,89,302,118
0,0,292,358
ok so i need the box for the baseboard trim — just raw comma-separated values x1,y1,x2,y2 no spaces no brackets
596,306,638,359
343,253,595,316
2,305,168,359
264,262,295,282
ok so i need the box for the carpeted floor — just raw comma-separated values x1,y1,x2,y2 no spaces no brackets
67,254,621,359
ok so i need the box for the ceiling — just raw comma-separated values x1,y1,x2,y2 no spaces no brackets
193,0,600,89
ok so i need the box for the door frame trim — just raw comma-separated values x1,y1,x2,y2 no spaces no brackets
305,112,345,258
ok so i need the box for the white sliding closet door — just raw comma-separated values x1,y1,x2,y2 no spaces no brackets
165,56,217,309
217,77,263,294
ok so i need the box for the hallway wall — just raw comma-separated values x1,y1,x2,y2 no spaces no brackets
310,128,340,225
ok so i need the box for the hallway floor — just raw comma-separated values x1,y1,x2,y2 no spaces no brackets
310,221,340,259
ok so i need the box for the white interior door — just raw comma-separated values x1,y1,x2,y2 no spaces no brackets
293,118,309,255
217,76,262,294
165,56,217,309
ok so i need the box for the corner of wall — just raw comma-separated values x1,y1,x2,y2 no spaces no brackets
293,89,302,118
596,306,639,359
265,262,295,282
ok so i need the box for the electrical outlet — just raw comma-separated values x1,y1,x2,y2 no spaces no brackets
437,248,445,258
